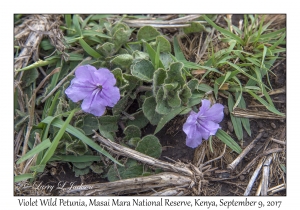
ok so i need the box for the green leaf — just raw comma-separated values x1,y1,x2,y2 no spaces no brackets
98,115,119,132
235,93,251,137
126,110,149,129
173,36,187,61
79,38,101,58
136,135,162,158
73,14,82,36
80,114,99,135
165,62,185,86
40,110,75,166
154,106,185,134
131,59,155,82
123,125,141,141
228,94,243,141
21,68,39,88
142,96,163,125
153,35,171,52
107,159,143,181
137,26,160,41
113,95,129,115
215,129,242,154
14,173,34,183
97,42,116,57
42,116,122,166
73,161,93,169
153,68,167,95
16,139,51,164
110,54,133,69
143,41,165,68
246,90,285,116
183,21,206,34
15,59,57,72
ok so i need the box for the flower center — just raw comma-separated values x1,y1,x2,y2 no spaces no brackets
97,85,103,91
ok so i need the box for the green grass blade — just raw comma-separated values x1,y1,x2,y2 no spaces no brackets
259,28,286,40
50,155,101,162
232,76,243,110
261,45,268,69
203,15,244,45
155,41,160,69
65,14,72,35
228,94,243,140
41,117,122,166
215,129,242,154
143,41,164,68
73,14,82,36
235,93,251,137
79,38,101,59
270,32,286,50
16,139,51,164
173,36,187,61
246,89,285,116
14,173,34,183
15,59,57,72
40,110,75,165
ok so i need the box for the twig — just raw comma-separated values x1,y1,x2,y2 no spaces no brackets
232,107,285,119
261,155,273,195
93,131,195,177
227,130,264,171
41,57,91,103
270,137,286,145
268,183,286,194
244,157,265,195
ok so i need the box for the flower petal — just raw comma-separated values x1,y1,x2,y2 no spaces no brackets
93,68,117,87
198,99,211,116
81,89,106,116
183,120,203,148
202,103,224,123
74,65,97,84
65,78,96,102
198,120,220,139
99,86,120,107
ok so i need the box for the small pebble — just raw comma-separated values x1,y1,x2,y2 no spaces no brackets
227,121,234,132
263,132,268,138
271,122,276,129
239,175,245,181
224,105,229,115
50,167,57,176
258,122,263,129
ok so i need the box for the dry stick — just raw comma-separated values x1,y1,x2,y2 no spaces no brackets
227,129,264,171
94,132,195,177
19,68,61,173
256,180,262,196
261,155,273,196
268,184,286,194
232,108,285,119
209,148,283,182
244,157,266,196
61,172,193,195
270,137,286,145
41,57,92,103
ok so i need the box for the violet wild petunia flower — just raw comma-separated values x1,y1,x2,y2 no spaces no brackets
65,65,120,117
183,99,224,148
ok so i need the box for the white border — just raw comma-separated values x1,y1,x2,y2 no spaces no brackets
4,0,298,209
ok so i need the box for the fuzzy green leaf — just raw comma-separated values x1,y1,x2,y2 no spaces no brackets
136,135,162,158
131,59,155,82
137,26,160,41
142,96,163,125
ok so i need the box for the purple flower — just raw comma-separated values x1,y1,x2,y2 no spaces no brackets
65,65,120,116
183,99,224,148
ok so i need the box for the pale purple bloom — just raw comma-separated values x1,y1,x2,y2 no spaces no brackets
183,99,224,148
65,65,120,116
